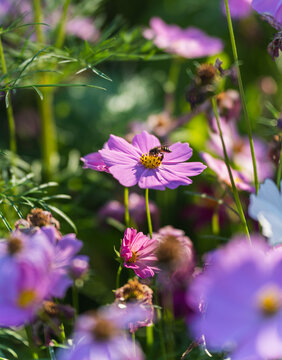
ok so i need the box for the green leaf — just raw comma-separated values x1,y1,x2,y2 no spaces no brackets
46,205,77,233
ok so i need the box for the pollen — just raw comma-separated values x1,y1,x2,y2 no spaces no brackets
128,251,138,263
140,153,162,169
258,287,281,316
17,290,37,308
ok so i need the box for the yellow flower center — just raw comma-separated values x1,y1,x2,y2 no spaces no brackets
140,153,162,169
128,251,138,263
258,288,281,316
17,290,37,308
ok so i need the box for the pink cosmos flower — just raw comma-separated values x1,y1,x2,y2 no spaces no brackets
221,0,252,19
143,17,223,58
201,152,254,192
81,151,109,173
99,131,206,190
120,228,159,278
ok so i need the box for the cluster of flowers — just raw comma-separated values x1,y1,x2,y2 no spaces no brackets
0,208,88,330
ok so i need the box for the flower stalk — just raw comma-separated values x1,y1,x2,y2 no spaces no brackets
145,188,153,238
277,139,282,187
0,34,17,157
124,187,130,227
211,97,250,242
224,0,259,193
55,0,71,49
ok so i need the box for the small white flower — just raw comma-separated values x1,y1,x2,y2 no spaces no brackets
249,179,282,246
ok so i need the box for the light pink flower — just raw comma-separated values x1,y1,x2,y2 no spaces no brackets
120,228,159,278
221,0,252,19
143,17,223,58
201,152,254,192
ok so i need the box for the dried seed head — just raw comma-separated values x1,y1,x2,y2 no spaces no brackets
27,208,60,229
8,236,23,255
92,316,119,341
156,235,182,272
115,278,153,303
196,64,217,85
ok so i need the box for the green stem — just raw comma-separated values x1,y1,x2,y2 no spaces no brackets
165,58,182,114
124,187,130,227
38,86,58,179
32,0,45,43
32,1,58,179
145,188,153,238
25,325,39,359
212,97,251,242
55,0,71,49
224,0,259,193
72,285,79,316
146,325,154,350
276,138,282,188
0,35,17,156
116,264,122,289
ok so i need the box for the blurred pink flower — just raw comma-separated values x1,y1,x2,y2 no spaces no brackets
143,17,223,58
66,17,100,42
98,192,159,229
208,121,274,183
221,0,252,19
201,152,254,192
155,226,195,288
120,228,159,278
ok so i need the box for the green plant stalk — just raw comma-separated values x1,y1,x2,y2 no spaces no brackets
38,86,58,178
224,0,259,193
145,188,153,238
25,325,39,359
0,35,17,156
116,264,122,289
124,187,130,227
277,138,282,187
33,0,58,179
55,0,71,49
72,285,79,317
212,97,251,242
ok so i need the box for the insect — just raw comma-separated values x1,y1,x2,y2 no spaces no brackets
149,146,172,161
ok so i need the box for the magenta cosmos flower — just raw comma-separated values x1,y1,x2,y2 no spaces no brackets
188,238,282,360
58,305,144,360
99,131,206,190
143,17,223,58
120,228,159,278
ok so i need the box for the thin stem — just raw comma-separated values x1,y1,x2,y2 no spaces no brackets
116,264,122,289
55,0,71,49
211,97,251,242
146,325,154,350
165,58,182,114
0,35,17,156
72,285,79,316
277,138,282,188
145,188,153,238
25,325,39,359
124,187,130,227
224,0,259,193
